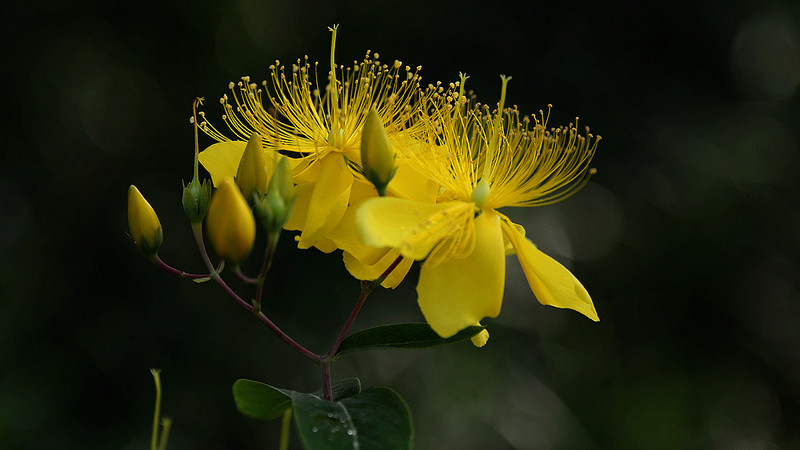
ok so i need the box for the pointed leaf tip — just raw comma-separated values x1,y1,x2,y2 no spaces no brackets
334,323,486,360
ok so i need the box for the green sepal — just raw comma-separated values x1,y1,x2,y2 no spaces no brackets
333,323,485,360
367,166,398,197
254,182,297,234
135,226,163,256
182,178,212,222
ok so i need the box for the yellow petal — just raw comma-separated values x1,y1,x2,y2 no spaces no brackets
417,211,505,338
330,203,385,265
470,327,490,347
312,238,337,253
387,158,439,203
502,221,526,255
501,219,599,321
356,198,475,261
324,183,384,264
293,157,322,184
289,179,375,258
199,141,246,188
297,154,353,248
283,183,313,231
343,250,413,289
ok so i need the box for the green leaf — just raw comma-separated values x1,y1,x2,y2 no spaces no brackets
334,323,485,360
292,387,413,450
232,378,362,420
232,379,292,420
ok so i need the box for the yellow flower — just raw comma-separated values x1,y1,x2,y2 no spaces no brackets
283,158,439,288
198,25,432,251
128,185,163,256
356,76,600,345
206,178,256,263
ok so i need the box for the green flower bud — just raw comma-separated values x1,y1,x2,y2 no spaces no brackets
128,185,163,256
182,177,213,222
360,107,397,196
255,157,296,234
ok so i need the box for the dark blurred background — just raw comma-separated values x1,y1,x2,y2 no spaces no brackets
3,0,800,448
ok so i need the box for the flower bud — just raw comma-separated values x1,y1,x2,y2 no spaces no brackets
128,185,163,256
360,107,396,196
206,178,256,263
182,177,213,222
254,156,296,234
235,133,270,201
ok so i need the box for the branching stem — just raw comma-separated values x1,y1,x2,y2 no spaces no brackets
152,256,213,279
191,223,320,363
320,255,404,399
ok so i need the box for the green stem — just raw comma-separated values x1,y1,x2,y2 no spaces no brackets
279,408,292,450
150,369,162,450
157,418,172,450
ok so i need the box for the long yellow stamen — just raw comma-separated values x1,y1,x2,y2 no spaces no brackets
400,77,598,211
327,24,340,145
199,28,429,170
484,75,510,181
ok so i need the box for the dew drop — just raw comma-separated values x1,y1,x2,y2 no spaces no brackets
311,427,318,433
346,429,355,436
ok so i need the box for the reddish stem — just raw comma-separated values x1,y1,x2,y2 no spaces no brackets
321,359,333,401
319,255,405,399
152,256,212,279
191,224,320,363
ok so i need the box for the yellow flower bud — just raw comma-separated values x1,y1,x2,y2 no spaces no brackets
235,133,270,200
360,107,396,196
206,178,256,262
127,185,163,256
